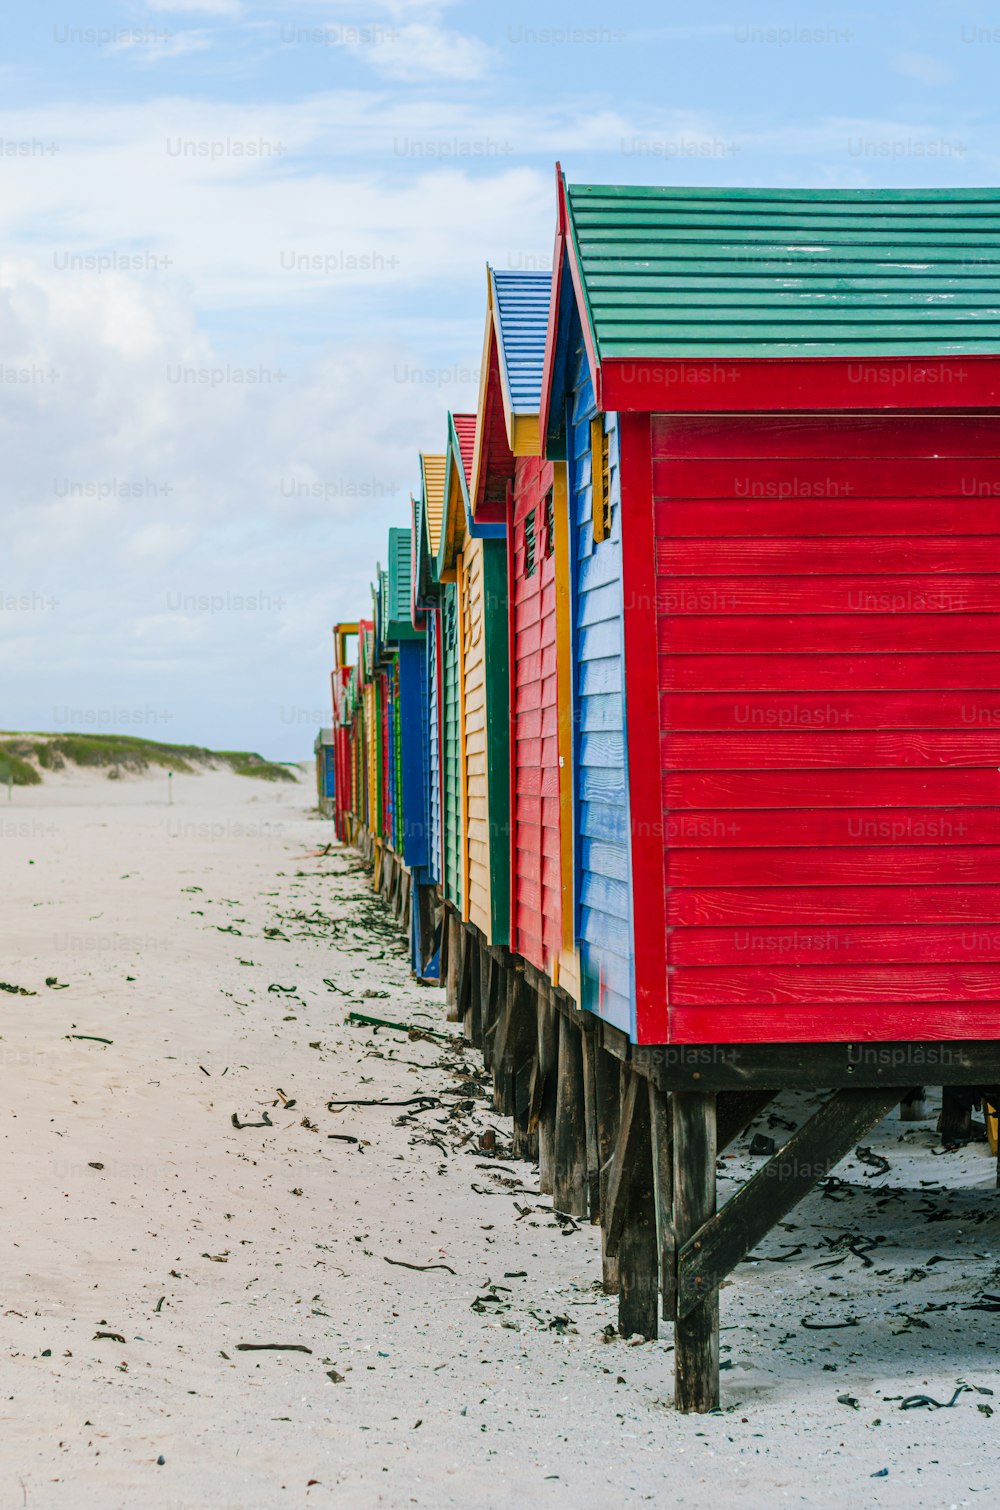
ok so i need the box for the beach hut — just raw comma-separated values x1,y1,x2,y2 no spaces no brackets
437,411,512,1029
410,454,448,975
314,727,335,817
470,266,579,1002
331,624,358,843
540,172,1000,1405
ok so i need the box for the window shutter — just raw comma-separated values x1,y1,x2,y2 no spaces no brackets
590,417,611,543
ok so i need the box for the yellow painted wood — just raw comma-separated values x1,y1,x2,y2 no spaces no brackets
510,412,540,457
421,454,446,557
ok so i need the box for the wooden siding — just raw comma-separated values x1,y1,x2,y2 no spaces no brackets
427,608,442,885
653,411,1000,1044
512,452,561,975
568,335,633,1032
460,541,492,934
441,583,463,908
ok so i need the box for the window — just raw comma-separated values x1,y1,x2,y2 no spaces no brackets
543,486,555,558
524,508,537,577
590,416,611,544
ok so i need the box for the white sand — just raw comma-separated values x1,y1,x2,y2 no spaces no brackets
1,766,998,1508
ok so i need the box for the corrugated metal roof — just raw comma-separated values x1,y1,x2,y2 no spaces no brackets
491,268,550,412
566,183,1000,359
453,413,477,490
421,453,446,557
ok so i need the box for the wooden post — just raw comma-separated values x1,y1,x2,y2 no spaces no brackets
614,1071,658,1341
899,1086,929,1121
533,985,558,1194
445,912,461,1022
581,1024,602,1223
940,1086,974,1143
593,1045,622,1293
648,1083,673,1321
553,1011,589,1218
671,1090,718,1413
461,931,482,1047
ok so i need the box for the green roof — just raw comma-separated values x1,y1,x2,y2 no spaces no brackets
566,183,1000,359
386,527,420,641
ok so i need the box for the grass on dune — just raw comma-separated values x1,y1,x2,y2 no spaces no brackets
0,733,297,784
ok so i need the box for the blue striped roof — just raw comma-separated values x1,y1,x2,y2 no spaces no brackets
490,268,551,416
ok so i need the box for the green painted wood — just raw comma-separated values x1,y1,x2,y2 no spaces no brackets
565,184,1000,361
482,538,510,945
393,657,403,851
387,527,420,641
441,582,463,909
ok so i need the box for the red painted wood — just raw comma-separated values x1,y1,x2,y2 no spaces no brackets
658,538,1000,576
660,654,1000,693
656,575,1000,614
653,458,1000,499
658,614,1000,653
670,924,1000,967
662,807,1000,849
664,768,1000,809
666,1004,1000,1044
671,964,1000,1007
647,409,1000,1045
660,732,1000,768
602,356,1000,415
655,497,1000,538
661,690,1000,731
510,452,560,975
667,885,1000,926
652,414,1000,459
668,845,1000,887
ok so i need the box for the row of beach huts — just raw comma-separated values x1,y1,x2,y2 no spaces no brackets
323,171,1000,1409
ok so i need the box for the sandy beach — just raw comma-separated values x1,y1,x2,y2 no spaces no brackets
1,766,998,1509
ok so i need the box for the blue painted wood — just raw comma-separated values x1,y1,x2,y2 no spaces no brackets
398,640,428,872
566,329,635,1034
427,608,442,887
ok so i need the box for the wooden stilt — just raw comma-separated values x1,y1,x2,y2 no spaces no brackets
604,1070,658,1341
940,1086,974,1142
580,1025,602,1223
671,1090,718,1413
481,949,504,1073
593,1045,622,1294
445,912,461,1022
531,986,558,1195
553,1011,589,1218
460,930,482,1047
899,1086,929,1121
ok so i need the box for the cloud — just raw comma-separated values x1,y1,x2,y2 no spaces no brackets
110,28,215,61
892,50,955,86
332,13,494,80
146,0,242,13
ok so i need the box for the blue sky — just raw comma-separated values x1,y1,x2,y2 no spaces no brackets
1,0,996,758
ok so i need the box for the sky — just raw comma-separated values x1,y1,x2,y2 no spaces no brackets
1,0,997,759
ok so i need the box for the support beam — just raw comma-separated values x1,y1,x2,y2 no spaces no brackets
677,1087,899,1323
